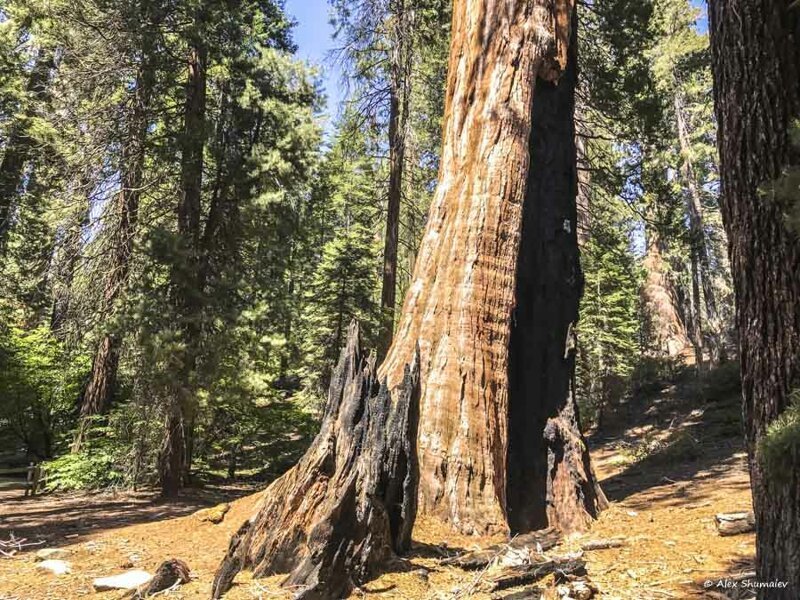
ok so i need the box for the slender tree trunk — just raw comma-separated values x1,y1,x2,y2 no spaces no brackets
0,52,53,248
674,91,717,367
72,40,153,452
708,1,800,596
379,0,413,355
50,195,89,337
160,41,207,497
378,0,604,536
575,112,591,248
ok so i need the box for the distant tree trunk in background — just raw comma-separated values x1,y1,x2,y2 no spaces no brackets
379,0,413,356
708,1,800,597
50,197,89,337
674,92,716,368
641,229,692,361
160,41,207,497
575,116,591,248
379,0,604,536
0,52,53,248
72,41,153,453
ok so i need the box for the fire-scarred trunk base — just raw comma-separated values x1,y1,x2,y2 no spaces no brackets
211,322,420,599
505,13,606,535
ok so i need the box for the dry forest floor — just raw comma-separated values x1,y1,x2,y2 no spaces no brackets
0,376,755,599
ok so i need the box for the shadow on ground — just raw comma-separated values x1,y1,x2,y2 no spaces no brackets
0,484,256,552
588,365,748,507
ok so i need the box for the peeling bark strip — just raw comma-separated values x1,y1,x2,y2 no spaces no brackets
212,322,420,599
378,0,602,536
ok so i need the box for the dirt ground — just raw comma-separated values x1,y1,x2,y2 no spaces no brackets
0,384,755,600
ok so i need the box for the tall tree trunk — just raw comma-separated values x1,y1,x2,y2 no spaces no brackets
160,41,207,497
72,40,153,453
0,52,53,248
50,194,89,337
575,112,591,248
641,229,693,361
674,91,717,368
378,0,604,536
379,0,413,355
708,1,800,596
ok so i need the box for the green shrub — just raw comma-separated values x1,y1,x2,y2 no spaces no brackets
759,390,800,486
44,443,123,491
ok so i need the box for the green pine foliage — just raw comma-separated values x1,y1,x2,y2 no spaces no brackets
298,129,383,396
577,201,642,426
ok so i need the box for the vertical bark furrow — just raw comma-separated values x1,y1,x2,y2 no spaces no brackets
708,1,800,595
506,21,605,534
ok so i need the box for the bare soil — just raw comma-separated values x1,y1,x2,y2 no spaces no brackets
0,382,754,599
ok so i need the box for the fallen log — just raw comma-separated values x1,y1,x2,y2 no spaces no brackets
212,322,420,600
580,538,627,551
486,555,586,592
442,529,561,571
140,559,190,596
715,512,755,536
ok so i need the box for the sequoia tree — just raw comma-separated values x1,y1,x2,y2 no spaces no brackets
708,0,800,596
214,0,605,595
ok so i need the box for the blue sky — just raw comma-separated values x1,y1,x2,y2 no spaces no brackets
283,0,344,130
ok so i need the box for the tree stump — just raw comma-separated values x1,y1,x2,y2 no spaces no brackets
212,322,420,599
140,559,191,596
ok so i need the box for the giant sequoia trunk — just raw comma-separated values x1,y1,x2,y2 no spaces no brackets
214,1,605,595
379,0,604,536
708,1,800,596
641,230,693,361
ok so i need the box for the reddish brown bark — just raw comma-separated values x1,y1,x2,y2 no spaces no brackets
641,232,693,361
378,0,603,536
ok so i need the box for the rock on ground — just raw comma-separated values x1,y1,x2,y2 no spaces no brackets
34,548,70,561
36,559,71,575
92,569,152,591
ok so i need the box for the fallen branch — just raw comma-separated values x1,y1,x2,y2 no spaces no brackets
486,554,586,592
0,535,46,558
442,529,561,571
580,538,627,551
